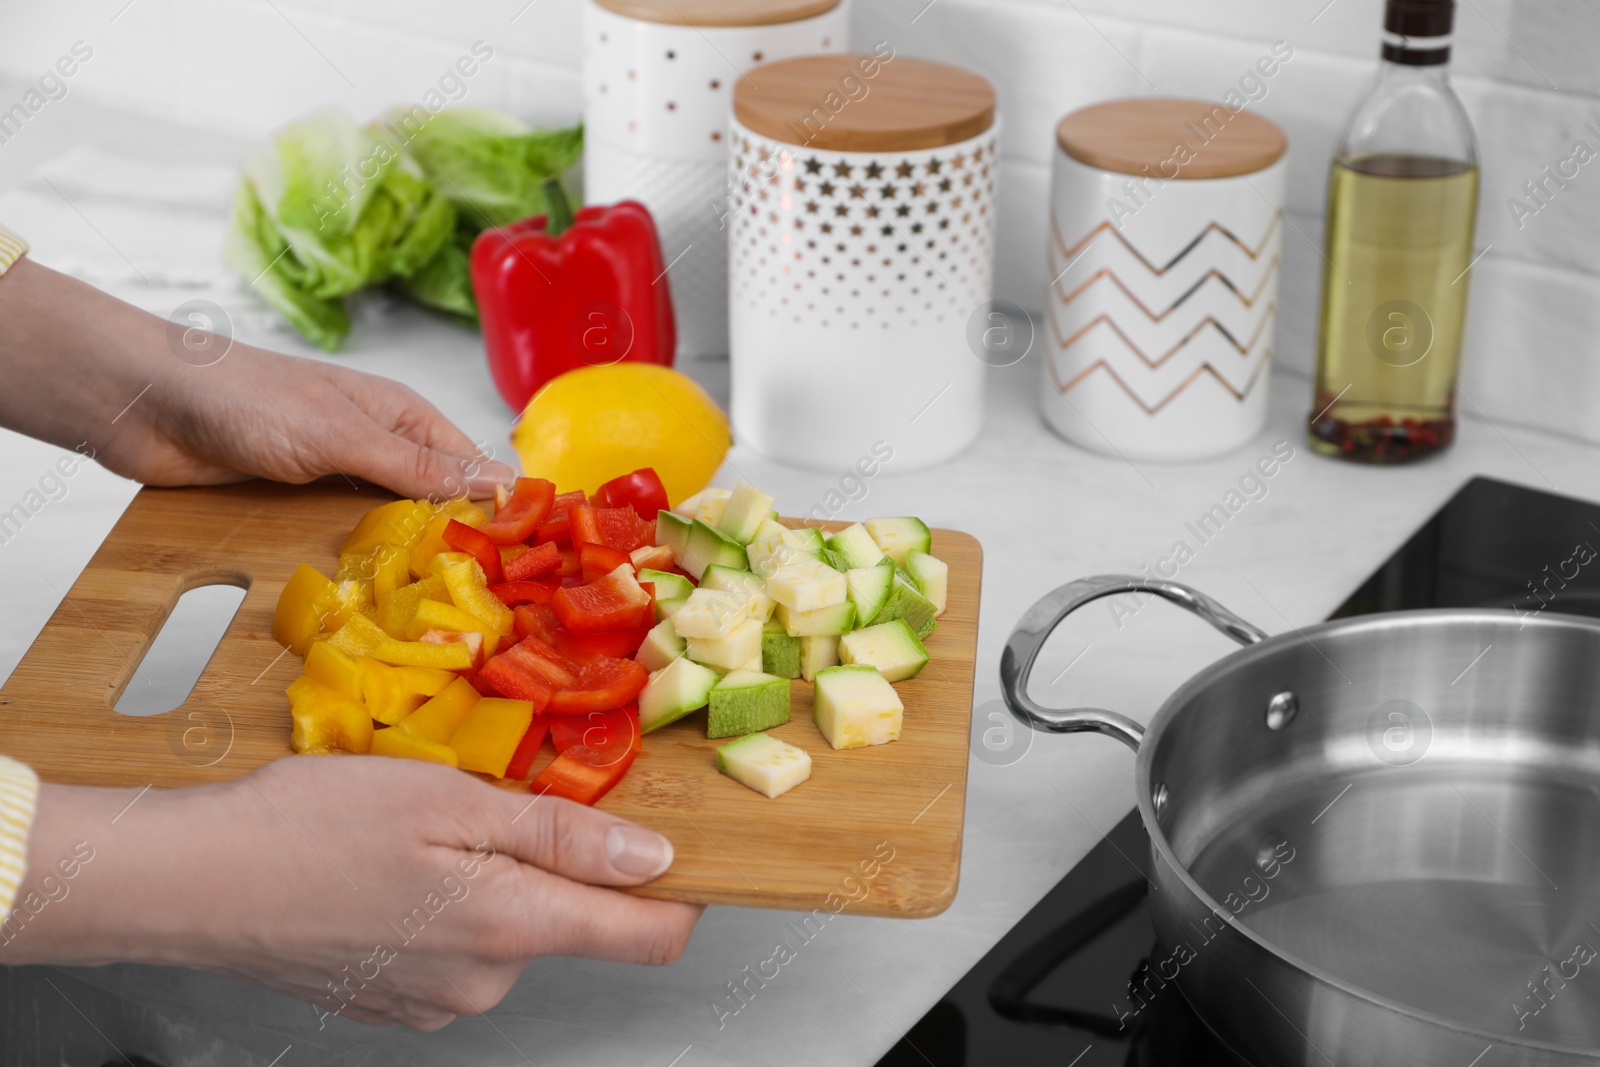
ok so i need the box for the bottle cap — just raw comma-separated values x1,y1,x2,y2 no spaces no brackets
1383,0,1454,65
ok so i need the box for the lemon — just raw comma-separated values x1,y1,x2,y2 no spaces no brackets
511,364,731,503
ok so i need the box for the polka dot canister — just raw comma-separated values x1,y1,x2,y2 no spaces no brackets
583,0,850,360
729,53,999,472
1044,98,1288,461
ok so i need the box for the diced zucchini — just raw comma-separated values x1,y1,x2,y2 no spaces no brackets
716,732,812,798
637,568,693,602
717,482,777,545
761,621,801,679
707,669,791,738
639,655,720,733
673,487,731,523
904,550,948,615
840,619,930,682
737,654,764,672
636,618,686,673
701,565,775,620
825,523,886,570
767,557,848,613
685,616,763,670
868,574,938,636
865,517,932,567
750,516,787,550
655,511,692,562
813,665,903,750
655,596,688,623
680,519,748,580
784,527,826,554
846,560,895,625
673,588,751,639
798,635,840,681
749,538,819,579
776,600,856,637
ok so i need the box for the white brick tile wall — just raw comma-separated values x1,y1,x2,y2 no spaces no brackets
0,0,1595,442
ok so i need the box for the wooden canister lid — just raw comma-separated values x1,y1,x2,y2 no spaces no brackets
1056,97,1287,179
593,0,842,28
734,54,996,152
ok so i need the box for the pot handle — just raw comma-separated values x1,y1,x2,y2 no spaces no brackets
999,575,1269,751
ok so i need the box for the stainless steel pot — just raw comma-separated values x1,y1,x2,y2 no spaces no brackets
1001,576,1600,1066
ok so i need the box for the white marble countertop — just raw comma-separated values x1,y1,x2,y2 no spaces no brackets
5,88,1600,1067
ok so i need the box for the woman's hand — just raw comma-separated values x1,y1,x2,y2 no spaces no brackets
2,756,703,1030
0,258,517,499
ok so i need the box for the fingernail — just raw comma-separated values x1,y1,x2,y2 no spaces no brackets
606,824,674,879
467,461,518,496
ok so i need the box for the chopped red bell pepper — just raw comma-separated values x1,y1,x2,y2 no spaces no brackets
492,579,559,606
495,636,582,690
547,655,649,715
551,566,652,633
579,542,633,583
480,478,556,546
505,541,561,581
550,704,640,767
553,623,651,661
476,656,554,711
503,717,552,782
461,667,502,698
593,469,669,521
534,491,589,545
554,547,580,578
472,198,677,413
572,505,655,553
442,519,504,585
512,603,562,645
531,728,642,805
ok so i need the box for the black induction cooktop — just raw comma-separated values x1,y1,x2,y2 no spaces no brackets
875,476,1600,1067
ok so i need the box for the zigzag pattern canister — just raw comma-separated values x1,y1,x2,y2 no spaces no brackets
1043,100,1289,461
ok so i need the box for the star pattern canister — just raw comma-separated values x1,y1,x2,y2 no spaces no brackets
729,53,999,471
1045,98,1288,460
582,0,850,360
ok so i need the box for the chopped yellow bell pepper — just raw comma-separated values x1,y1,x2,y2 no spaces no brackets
405,598,502,655
326,612,387,658
397,676,480,743
273,563,344,655
440,498,489,527
341,499,437,557
369,631,477,670
426,551,475,576
374,575,449,638
304,641,365,700
448,696,533,777
442,560,515,638
370,727,459,767
359,659,456,725
286,675,374,754
408,514,455,579
337,543,412,602
371,545,413,601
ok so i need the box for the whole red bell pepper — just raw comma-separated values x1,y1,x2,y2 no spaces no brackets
472,188,677,412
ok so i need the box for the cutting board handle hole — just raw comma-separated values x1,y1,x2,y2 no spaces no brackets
114,582,247,717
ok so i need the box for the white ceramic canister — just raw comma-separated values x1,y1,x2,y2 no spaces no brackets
1043,98,1288,460
583,0,849,360
728,53,999,472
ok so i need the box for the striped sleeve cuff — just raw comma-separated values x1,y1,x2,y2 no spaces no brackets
0,756,40,918
0,223,28,275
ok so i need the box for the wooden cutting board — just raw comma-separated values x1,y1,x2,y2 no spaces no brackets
0,482,981,917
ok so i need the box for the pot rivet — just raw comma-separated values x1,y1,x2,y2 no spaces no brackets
1153,782,1169,819
1265,691,1299,731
